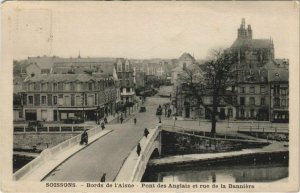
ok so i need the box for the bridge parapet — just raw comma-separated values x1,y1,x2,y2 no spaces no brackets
13,125,102,181
115,124,162,182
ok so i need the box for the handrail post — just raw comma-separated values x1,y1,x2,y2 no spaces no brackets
23,126,26,133
72,125,74,132
47,126,49,132
59,126,61,132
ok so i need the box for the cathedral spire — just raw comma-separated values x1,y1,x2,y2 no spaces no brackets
78,50,81,58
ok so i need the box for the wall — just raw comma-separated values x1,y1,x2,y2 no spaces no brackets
14,133,80,151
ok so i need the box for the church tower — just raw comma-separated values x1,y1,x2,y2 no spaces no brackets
237,18,252,40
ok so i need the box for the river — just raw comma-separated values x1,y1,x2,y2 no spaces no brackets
142,162,288,182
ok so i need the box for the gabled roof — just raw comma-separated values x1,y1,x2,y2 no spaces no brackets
179,53,195,61
268,69,289,82
24,74,109,83
231,39,273,49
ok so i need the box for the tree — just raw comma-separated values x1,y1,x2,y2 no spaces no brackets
179,48,235,135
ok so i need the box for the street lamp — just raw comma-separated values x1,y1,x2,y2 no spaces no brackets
227,114,230,128
257,114,260,130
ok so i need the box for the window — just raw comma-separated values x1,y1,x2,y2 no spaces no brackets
41,95,47,105
58,82,63,90
29,83,34,91
261,97,265,105
53,96,58,105
53,83,57,91
41,83,47,91
250,109,254,118
117,64,122,72
240,87,245,93
274,85,280,95
281,89,287,95
34,83,39,90
70,82,75,91
19,110,23,118
64,95,71,106
282,99,286,107
76,83,81,91
228,108,233,117
125,64,129,72
65,83,70,91
76,95,82,106
41,110,47,121
28,96,34,105
250,97,255,105
87,95,94,106
240,97,245,106
250,87,255,93
240,109,245,117
274,97,280,107
260,86,265,93
88,82,93,91
95,94,97,105
126,88,131,93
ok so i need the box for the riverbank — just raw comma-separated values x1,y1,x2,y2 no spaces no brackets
148,142,288,168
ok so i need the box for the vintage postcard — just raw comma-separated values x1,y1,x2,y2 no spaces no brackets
0,1,299,192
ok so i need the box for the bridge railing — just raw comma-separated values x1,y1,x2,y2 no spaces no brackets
13,125,92,133
238,126,289,134
13,125,101,181
161,124,272,143
129,125,161,182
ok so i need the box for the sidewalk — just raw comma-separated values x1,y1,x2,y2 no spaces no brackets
19,128,113,181
114,125,159,181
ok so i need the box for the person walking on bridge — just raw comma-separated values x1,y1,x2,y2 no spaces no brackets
136,143,141,156
80,129,88,145
144,128,149,138
101,122,105,130
100,173,106,182
134,117,137,125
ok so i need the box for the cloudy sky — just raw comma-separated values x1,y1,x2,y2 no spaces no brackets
4,1,299,60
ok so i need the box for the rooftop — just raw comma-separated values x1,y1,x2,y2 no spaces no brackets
24,73,111,83
231,38,273,49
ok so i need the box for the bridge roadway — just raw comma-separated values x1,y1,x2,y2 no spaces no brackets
44,97,169,182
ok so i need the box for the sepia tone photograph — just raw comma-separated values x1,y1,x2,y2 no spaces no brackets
0,1,299,192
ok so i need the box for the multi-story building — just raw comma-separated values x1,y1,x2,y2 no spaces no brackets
173,19,289,122
18,73,119,122
115,58,136,103
235,68,270,120
268,64,289,123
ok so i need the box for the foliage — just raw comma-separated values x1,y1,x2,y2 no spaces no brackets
178,48,235,134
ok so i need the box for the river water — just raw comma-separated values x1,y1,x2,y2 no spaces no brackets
142,162,288,182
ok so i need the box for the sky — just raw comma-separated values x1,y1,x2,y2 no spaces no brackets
3,1,299,60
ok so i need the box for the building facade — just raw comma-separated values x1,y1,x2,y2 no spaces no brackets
173,19,289,122
18,74,119,122
115,58,136,103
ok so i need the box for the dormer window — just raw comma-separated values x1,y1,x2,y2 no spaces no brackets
117,64,122,72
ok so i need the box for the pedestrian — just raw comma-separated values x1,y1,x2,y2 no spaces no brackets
101,173,106,182
136,143,141,156
80,129,88,145
134,117,137,124
120,117,124,124
104,117,108,124
144,128,149,138
164,106,167,117
168,108,172,118
101,122,105,130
